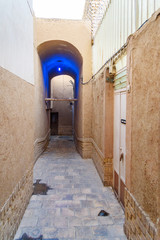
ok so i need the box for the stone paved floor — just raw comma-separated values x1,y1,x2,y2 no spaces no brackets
14,136,127,240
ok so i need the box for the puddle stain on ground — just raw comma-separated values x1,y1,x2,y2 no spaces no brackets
17,233,43,240
33,179,52,195
17,233,59,240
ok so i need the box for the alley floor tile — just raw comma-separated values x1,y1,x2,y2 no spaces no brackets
14,136,127,240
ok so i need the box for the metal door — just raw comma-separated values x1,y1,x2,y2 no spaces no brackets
113,90,126,206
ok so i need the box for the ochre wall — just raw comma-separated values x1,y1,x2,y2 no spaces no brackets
92,72,105,182
91,69,114,186
34,19,92,158
34,45,50,160
104,72,114,186
125,9,160,239
0,67,34,239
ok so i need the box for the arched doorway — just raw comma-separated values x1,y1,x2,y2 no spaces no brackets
37,40,83,137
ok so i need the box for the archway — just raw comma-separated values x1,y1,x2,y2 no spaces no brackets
37,40,83,137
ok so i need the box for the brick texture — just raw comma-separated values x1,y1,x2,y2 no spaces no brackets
74,135,92,159
124,188,158,240
92,142,113,186
104,158,113,186
0,165,33,240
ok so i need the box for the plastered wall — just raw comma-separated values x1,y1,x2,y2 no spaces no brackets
0,67,34,239
34,45,50,160
91,69,114,186
92,74,105,154
126,9,160,229
91,73,105,182
0,67,34,209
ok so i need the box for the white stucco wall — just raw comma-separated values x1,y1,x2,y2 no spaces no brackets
0,0,34,84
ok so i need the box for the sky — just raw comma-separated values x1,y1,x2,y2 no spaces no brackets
33,0,86,19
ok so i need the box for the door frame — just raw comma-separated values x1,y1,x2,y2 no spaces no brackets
113,88,126,207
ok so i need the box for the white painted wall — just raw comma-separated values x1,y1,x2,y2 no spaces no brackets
0,0,34,84
92,0,160,74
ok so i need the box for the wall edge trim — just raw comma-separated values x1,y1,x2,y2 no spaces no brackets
34,129,51,145
74,133,105,159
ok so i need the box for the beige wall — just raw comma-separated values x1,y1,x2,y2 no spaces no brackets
91,72,105,182
91,68,114,186
126,9,160,228
34,18,92,158
34,45,50,160
0,67,34,209
0,67,34,239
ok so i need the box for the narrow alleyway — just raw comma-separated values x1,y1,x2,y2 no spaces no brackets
14,136,126,240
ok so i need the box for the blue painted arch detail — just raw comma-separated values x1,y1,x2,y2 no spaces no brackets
37,40,83,98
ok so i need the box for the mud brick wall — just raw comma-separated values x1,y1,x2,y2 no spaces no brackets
74,135,92,159
91,73,106,184
91,70,113,186
0,166,33,240
125,9,160,238
104,158,113,186
124,188,158,240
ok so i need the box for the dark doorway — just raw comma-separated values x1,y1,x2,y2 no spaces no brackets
50,112,58,135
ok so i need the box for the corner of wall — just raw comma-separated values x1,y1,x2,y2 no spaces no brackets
34,129,50,162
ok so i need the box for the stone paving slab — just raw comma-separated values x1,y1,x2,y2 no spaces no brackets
14,136,127,240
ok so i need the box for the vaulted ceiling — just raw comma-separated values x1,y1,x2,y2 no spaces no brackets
38,40,82,80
